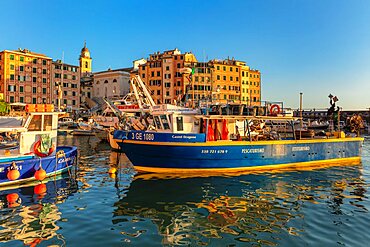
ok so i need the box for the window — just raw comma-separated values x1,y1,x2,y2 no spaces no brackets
223,76,226,80
166,66,170,71
32,98,37,104
154,116,162,129
19,65,24,72
8,85,16,92
10,64,14,70
157,71,160,76
33,67,37,73
236,68,239,72
160,115,170,129
42,60,47,65
72,100,76,105
20,56,24,62
33,87,37,93
223,66,226,71
33,58,37,64
9,96,14,103
20,97,24,103
104,80,108,84
43,78,46,83
113,79,117,83
10,54,14,60
177,63,180,68
85,61,88,68
42,88,47,94
217,66,220,70
43,115,52,131
20,86,24,92
230,67,233,72
10,74,15,80
33,77,36,82
42,69,46,74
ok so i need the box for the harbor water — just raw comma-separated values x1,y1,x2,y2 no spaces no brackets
1,135,370,246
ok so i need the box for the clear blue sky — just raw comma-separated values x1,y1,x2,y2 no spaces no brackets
1,0,370,110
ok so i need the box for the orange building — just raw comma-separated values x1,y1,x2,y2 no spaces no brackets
0,49,53,104
137,49,197,104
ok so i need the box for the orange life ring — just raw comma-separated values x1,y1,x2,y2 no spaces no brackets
33,140,54,157
270,104,281,115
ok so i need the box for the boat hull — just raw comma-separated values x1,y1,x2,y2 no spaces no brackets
114,130,363,173
0,146,78,186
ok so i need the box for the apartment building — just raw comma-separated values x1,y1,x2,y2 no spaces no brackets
137,48,197,104
0,49,53,104
248,69,261,106
52,60,80,110
134,49,261,106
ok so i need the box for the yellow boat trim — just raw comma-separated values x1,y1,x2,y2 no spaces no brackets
133,156,361,174
117,137,364,146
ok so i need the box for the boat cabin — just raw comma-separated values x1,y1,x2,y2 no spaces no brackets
0,104,59,157
146,104,201,133
142,104,301,141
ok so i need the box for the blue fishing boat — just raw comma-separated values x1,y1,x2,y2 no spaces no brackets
113,103,363,173
0,104,78,186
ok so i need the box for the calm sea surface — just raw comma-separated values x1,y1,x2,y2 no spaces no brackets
1,135,370,246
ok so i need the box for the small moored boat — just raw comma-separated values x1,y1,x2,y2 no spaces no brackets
0,104,78,186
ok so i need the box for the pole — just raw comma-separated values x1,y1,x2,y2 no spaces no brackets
299,92,303,139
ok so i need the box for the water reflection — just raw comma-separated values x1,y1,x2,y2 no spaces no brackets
0,175,78,246
112,165,368,246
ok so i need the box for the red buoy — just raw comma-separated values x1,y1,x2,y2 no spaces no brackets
34,169,47,181
7,169,20,181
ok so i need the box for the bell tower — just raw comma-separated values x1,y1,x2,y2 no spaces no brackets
79,41,92,75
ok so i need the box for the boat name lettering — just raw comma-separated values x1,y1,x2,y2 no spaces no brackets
241,148,265,154
171,135,197,139
292,146,310,151
201,149,229,154
58,157,73,164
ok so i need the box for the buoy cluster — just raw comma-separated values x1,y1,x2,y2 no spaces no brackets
6,162,47,182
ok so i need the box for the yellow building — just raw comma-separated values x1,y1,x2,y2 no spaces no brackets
248,69,261,106
211,59,242,104
0,48,53,104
